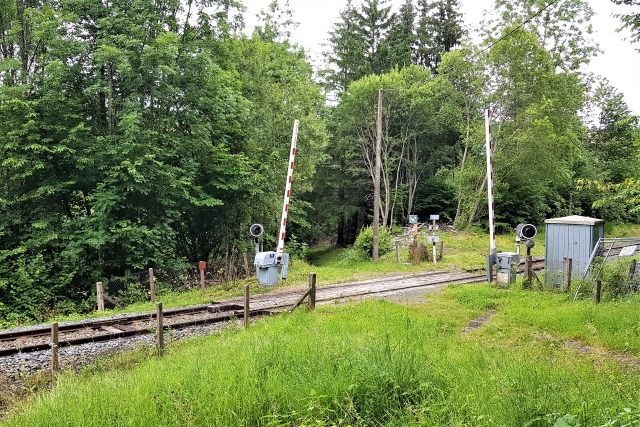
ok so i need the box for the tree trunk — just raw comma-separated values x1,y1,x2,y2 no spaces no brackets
454,100,471,225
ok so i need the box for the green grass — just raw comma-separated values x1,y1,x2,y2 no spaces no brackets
604,222,640,238
3,285,639,426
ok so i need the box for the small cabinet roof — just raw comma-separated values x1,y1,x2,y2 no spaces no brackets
545,215,604,226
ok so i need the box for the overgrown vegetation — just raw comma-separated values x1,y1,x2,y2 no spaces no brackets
2,285,639,426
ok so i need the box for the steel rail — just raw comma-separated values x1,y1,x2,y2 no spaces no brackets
0,304,223,342
0,307,270,357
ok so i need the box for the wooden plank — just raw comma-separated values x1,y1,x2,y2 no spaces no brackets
149,268,155,304
96,282,104,311
112,324,137,333
51,322,59,375
290,288,311,313
156,302,164,356
100,325,125,334
104,294,120,307
244,285,250,329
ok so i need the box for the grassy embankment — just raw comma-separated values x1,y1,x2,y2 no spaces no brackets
2,281,639,426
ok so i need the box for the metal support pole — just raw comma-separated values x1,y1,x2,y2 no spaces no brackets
432,243,437,266
485,109,497,282
566,258,573,293
485,109,496,256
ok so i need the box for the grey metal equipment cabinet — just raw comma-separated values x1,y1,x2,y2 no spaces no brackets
544,215,604,284
254,251,279,286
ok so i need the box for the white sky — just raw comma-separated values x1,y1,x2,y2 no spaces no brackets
240,0,640,115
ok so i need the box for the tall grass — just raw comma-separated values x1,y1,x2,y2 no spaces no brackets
4,285,639,426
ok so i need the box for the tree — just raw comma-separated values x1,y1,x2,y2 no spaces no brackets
382,0,416,70
438,47,487,226
586,79,639,183
577,77,640,222
252,0,297,43
324,0,366,93
485,26,585,225
227,34,328,250
611,0,640,44
414,0,465,72
331,66,460,233
488,0,599,71
0,0,326,321
324,0,394,93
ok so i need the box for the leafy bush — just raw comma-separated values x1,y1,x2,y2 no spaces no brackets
285,234,308,260
335,248,370,267
354,225,393,258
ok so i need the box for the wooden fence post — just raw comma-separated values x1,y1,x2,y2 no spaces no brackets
308,273,316,310
412,224,420,265
628,259,637,283
594,280,602,304
244,285,250,329
51,322,59,376
149,268,155,304
243,253,251,277
439,241,444,260
566,258,573,293
156,302,164,356
395,243,400,263
199,261,206,298
96,282,104,312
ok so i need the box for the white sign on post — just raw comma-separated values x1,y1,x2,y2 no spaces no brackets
409,215,418,224
429,214,440,221
619,245,638,257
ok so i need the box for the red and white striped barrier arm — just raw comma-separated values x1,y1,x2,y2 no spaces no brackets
277,120,299,258
485,109,497,254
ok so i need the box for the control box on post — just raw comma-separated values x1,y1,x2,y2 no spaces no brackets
254,251,279,286
496,252,520,286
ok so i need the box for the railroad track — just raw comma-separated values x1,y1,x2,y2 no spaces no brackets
0,265,544,359
0,304,270,357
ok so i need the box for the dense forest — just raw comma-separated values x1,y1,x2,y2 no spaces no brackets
1,0,639,320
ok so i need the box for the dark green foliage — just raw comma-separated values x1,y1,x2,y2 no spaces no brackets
382,0,417,69
325,0,396,92
0,0,326,322
415,0,465,72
